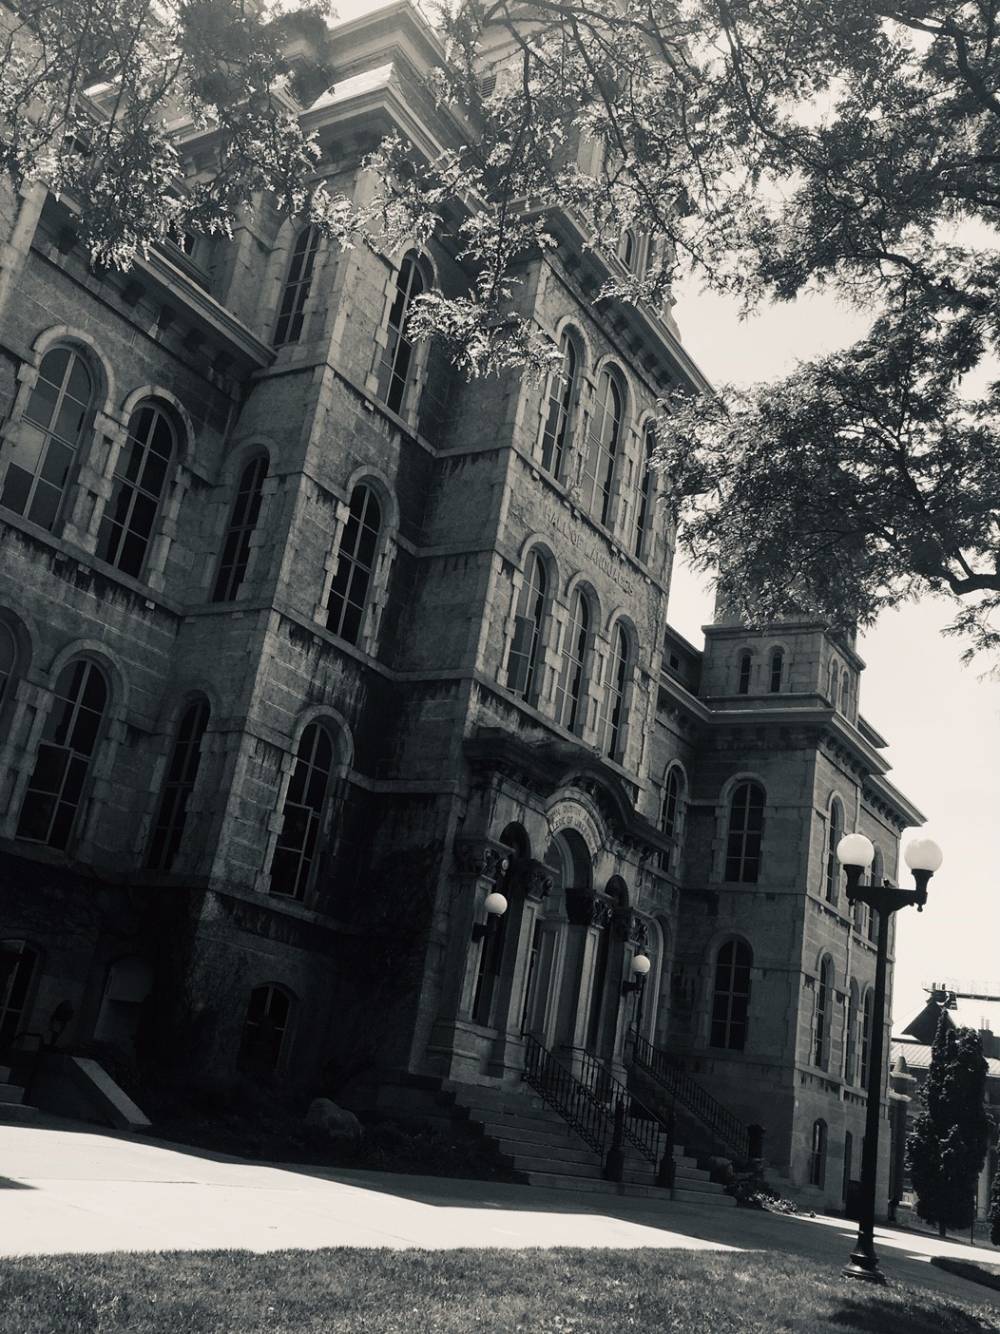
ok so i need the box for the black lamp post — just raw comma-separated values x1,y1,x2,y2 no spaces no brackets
836,832,944,1285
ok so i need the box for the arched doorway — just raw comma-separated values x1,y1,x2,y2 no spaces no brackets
518,829,591,1044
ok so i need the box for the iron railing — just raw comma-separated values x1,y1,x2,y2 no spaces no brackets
627,1028,750,1163
522,1033,674,1184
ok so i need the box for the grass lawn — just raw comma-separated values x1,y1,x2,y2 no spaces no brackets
0,1248,998,1334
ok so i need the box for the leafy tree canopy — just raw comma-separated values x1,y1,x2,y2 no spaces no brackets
7,0,1000,648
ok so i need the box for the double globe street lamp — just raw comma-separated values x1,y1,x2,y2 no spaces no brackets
835,831,944,1284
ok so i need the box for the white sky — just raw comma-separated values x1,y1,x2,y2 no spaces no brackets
333,0,1000,1023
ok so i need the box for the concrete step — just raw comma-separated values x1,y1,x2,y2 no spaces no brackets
506,1152,610,1178
0,1101,39,1124
0,1067,12,1083
0,1083,25,1106
480,1119,587,1147
673,1186,737,1208
443,1083,547,1113
491,1137,600,1166
465,1108,579,1137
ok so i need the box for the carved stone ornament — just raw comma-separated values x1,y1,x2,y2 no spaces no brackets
565,887,615,929
454,840,510,883
627,912,650,948
509,859,554,903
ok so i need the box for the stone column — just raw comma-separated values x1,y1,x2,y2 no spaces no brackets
559,888,614,1078
489,860,553,1080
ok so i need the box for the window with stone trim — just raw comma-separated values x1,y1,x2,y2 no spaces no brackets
769,648,784,693
581,368,624,527
96,401,175,579
600,621,631,758
737,650,752,695
326,484,382,646
376,252,425,415
269,722,336,901
660,765,684,870
841,669,851,715
826,799,844,904
846,980,859,1084
506,551,549,703
617,229,637,270
633,420,656,558
710,938,752,1051
814,955,833,1068
0,620,16,708
860,987,874,1089
553,587,591,731
238,983,293,1074
539,332,579,478
16,659,108,850
146,697,210,871
808,1119,827,1187
213,454,268,603
0,940,39,1054
274,226,320,346
1,345,94,531
725,781,765,882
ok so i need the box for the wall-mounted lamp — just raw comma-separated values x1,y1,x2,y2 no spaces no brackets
471,891,508,942
621,951,651,996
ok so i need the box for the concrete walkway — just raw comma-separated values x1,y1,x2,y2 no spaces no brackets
1,1121,997,1310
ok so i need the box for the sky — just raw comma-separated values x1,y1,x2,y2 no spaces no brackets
331,0,1000,1025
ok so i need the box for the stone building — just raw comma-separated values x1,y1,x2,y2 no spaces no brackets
0,0,921,1209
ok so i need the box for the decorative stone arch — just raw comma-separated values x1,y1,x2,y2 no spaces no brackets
118,386,196,462
314,473,398,658
714,772,769,884
659,758,688,870
289,705,354,772
219,437,275,487
533,318,590,481
736,645,756,695
27,324,118,419
367,244,438,425
823,792,847,904
261,218,331,347
577,356,635,535
45,639,129,714
765,640,790,694
499,538,560,708
544,792,608,866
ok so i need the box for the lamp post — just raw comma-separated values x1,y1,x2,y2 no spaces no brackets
836,832,944,1284
622,951,651,1035
471,890,508,942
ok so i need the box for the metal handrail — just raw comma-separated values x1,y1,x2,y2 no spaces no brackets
522,1033,674,1183
627,1028,750,1162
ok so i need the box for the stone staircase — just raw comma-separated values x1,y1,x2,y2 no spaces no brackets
442,1080,735,1206
0,1064,39,1123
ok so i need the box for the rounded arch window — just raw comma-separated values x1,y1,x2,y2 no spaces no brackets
327,484,383,646
269,722,337,900
846,980,860,1084
540,331,579,477
274,225,320,347
860,988,874,1089
725,781,765,883
213,453,269,603
17,658,109,849
825,800,845,903
737,650,752,695
96,400,176,578
1,344,95,530
544,828,592,893
617,229,637,270
814,955,834,1069
828,659,839,704
554,586,592,732
0,620,17,707
840,669,851,715
377,252,426,415
601,621,632,758
582,368,625,526
710,938,752,1050
147,696,211,871
808,1119,828,1187
633,420,657,558
238,983,293,1074
506,550,549,703
769,648,784,693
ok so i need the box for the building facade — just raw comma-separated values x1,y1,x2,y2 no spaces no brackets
0,1,921,1208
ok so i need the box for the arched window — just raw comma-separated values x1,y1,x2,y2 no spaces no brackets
828,660,838,704
846,981,859,1084
0,621,17,707
506,551,548,702
826,800,844,904
633,420,656,558
769,648,784,693
600,622,630,758
840,669,851,715
0,941,39,1053
737,651,752,695
238,984,292,1074
617,229,636,270
1,345,94,530
269,722,335,900
725,781,765,883
582,368,624,526
710,939,752,1050
808,1119,827,1187
867,846,884,942
814,955,833,1068
96,402,175,578
17,659,108,849
274,226,320,346
326,485,382,646
860,988,874,1090
661,766,682,841
377,252,425,415
553,588,590,731
146,698,210,871
213,454,268,602
540,333,578,476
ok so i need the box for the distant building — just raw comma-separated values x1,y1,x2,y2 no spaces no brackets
0,1,921,1210
891,988,1000,1223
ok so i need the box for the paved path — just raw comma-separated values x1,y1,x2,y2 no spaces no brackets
1,1121,997,1310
